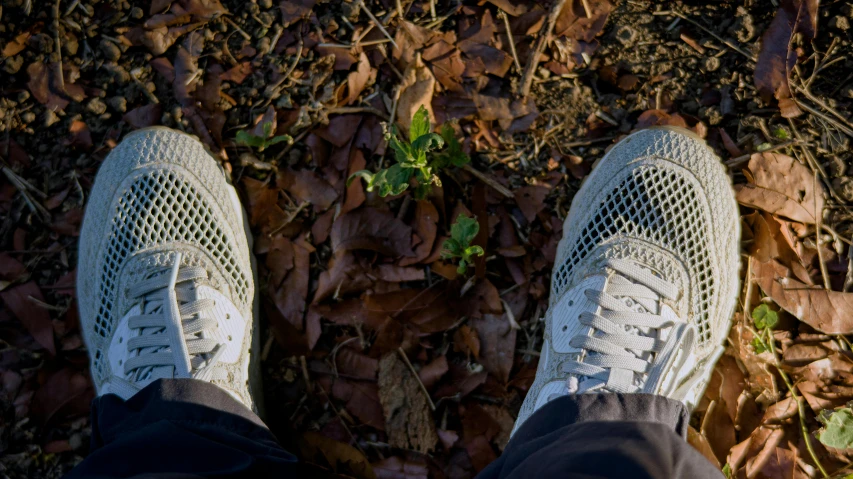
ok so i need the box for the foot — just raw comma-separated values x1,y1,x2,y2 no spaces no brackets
78,127,259,410
513,127,740,433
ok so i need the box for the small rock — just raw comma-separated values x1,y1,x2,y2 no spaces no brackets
21,112,35,124
728,7,755,42
842,85,853,99
107,96,127,113
700,106,723,125
100,40,121,62
17,91,29,103
614,25,637,46
86,98,107,115
63,34,79,56
3,55,23,74
44,109,60,127
702,56,721,72
130,6,144,18
258,0,272,8
830,16,850,30
832,176,853,202
843,4,853,18
827,156,846,177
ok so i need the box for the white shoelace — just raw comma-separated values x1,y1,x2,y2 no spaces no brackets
557,258,695,397
124,253,225,382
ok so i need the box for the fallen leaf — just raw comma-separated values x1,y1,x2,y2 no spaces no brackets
300,430,377,479
331,208,415,257
372,456,429,479
454,325,481,358
27,62,86,111
735,152,824,224
68,121,93,150
554,0,614,42
378,352,438,453
278,168,339,212
400,200,439,266
3,30,32,57
30,368,92,425
753,258,853,334
754,0,819,103
280,0,316,26
636,109,688,129
418,356,449,390
514,185,549,223
1,282,56,355
0,253,26,281
220,61,253,84
471,312,516,384
397,56,436,134
123,104,163,129
688,426,721,468
346,52,374,105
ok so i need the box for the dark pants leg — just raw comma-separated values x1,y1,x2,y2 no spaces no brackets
477,393,723,479
65,379,306,479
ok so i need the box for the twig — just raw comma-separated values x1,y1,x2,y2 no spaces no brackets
357,0,398,50
397,347,436,411
580,0,592,18
462,164,513,198
498,10,521,72
268,200,309,237
725,141,797,167
814,174,831,290
53,0,64,89
518,0,568,97
792,85,853,138
224,17,251,41
328,106,389,120
652,10,755,62
429,0,436,21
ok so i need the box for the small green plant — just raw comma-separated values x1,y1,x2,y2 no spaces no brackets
236,122,292,152
348,105,469,199
441,214,484,275
772,127,789,140
750,303,779,353
816,405,853,450
721,464,732,479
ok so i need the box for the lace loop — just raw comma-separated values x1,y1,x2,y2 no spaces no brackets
558,258,693,396
123,253,224,381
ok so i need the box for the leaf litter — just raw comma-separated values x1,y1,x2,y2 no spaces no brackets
3,0,853,477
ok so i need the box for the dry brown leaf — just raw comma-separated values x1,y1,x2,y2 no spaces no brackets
514,185,549,223
735,152,824,224
123,104,162,129
753,258,853,334
396,56,436,134
554,0,613,42
754,0,819,103
400,200,439,267
300,430,377,479
3,30,32,57
346,52,374,105
331,208,414,257
688,426,721,468
378,352,438,454
280,0,316,26
219,61,252,84
1,282,56,355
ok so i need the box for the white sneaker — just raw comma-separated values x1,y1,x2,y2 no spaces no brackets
513,127,740,434
78,127,260,411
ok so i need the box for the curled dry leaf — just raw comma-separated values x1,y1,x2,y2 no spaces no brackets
754,0,819,103
397,55,436,134
753,257,853,334
346,52,374,105
735,152,824,224
554,0,614,42
123,104,163,129
1,282,56,355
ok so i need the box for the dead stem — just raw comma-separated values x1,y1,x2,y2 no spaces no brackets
518,0,568,97
398,347,436,411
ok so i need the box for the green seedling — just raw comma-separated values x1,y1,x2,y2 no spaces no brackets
441,214,484,275
236,122,292,152
750,303,779,353
816,405,853,450
348,105,469,199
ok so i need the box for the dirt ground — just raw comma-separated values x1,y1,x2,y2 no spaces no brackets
1,0,853,477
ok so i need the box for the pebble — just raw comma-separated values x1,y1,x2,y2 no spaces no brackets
100,39,122,62
108,96,127,113
86,98,107,115
17,91,29,103
830,16,850,31
842,4,853,18
614,25,637,46
21,112,35,124
842,85,853,99
258,0,273,8
728,7,755,42
130,6,144,19
44,109,60,127
702,56,721,72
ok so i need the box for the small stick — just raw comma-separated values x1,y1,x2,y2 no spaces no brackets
53,0,64,89
328,106,390,120
397,347,436,411
725,141,797,167
225,17,251,41
268,200,310,237
357,0,398,50
580,0,592,18
652,10,755,61
462,164,513,198
815,175,831,290
518,0,569,97
792,86,853,137
429,0,436,21
498,10,521,71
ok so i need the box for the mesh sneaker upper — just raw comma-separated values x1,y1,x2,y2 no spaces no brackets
78,127,256,405
513,127,740,434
